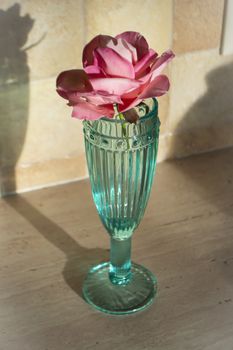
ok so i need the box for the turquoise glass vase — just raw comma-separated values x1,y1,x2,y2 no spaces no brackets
82,98,160,315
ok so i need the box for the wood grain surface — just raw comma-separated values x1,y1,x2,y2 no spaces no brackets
0,148,233,350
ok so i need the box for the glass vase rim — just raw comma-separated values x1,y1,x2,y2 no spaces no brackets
100,98,158,124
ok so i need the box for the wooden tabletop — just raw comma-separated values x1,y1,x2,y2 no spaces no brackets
1,148,233,350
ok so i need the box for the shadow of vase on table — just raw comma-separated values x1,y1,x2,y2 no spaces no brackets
5,194,108,299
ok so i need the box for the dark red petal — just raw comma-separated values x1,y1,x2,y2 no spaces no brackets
116,31,149,60
56,70,93,100
82,34,116,67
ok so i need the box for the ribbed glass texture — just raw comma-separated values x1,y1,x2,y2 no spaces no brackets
83,99,160,240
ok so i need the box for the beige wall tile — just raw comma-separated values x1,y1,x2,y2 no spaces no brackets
168,50,233,133
0,83,29,169
158,119,233,161
0,1,84,81
1,155,87,195
173,0,225,54
158,93,169,134
0,77,87,194
21,78,85,164
0,78,85,166
85,0,173,55
159,49,233,160
157,67,171,134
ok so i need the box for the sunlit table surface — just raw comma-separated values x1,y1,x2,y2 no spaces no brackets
1,148,233,350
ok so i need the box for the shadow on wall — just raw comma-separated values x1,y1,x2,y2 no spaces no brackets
172,60,233,158
0,3,45,196
0,3,33,195
171,59,233,218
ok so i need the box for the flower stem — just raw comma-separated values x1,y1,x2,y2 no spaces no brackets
118,112,130,149
114,104,130,149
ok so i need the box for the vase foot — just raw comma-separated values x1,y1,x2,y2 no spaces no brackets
82,262,157,315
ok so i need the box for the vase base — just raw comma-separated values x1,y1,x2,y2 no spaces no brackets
82,262,157,315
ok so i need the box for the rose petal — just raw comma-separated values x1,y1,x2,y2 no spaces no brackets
90,77,140,96
84,64,103,75
107,38,134,63
82,34,116,67
121,40,138,64
88,93,122,105
116,31,149,60
72,101,114,120
56,70,93,100
121,85,143,100
138,50,175,84
94,47,135,79
150,50,175,78
119,97,143,113
134,49,158,79
139,75,170,98
67,91,122,105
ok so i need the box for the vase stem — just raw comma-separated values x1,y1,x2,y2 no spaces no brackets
109,236,132,285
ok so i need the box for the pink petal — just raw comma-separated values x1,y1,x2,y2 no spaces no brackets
107,38,134,63
139,75,170,98
121,85,143,100
119,86,145,112
56,70,93,99
67,91,122,106
88,93,122,105
150,50,175,78
119,97,143,113
94,47,135,79
121,40,138,64
120,75,170,112
139,50,175,84
82,34,116,67
116,31,149,60
134,49,158,79
72,102,114,120
89,91,123,105
90,77,140,96
84,65,103,75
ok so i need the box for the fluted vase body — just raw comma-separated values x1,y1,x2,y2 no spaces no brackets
82,99,160,315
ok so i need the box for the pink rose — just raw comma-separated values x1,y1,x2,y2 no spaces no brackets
56,31,174,120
